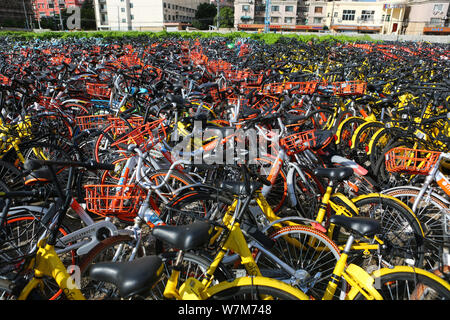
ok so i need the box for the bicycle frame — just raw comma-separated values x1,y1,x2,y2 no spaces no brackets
17,238,85,300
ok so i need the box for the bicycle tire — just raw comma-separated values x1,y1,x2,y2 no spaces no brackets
348,195,425,268
148,251,233,300
356,268,450,300
255,224,342,300
1,212,75,300
383,187,449,271
206,279,307,300
78,234,144,300
336,117,366,156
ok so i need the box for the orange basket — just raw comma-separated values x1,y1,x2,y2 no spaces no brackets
262,81,318,95
280,130,319,155
0,75,11,86
84,184,146,221
75,114,111,130
385,147,441,175
86,82,112,99
108,116,145,135
111,119,166,151
332,81,366,96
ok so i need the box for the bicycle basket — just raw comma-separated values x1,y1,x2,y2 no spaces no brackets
86,82,112,99
332,81,366,96
111,118,166,151
0,75,11,86
84,184,146,221
384,147,441,175
75,114,111,130
108,116,145,135
280,130,317,155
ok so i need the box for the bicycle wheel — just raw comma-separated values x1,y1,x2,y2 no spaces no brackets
347,195,425,269
78,235,144,300
383,187,449,271
291,166,325,220
336,117,366,156
161,189,232,226
1,211,75,300
252,156,288,214
255,224,342,300
361,268,450,300
148,251,233,300
352,121,385,168
207,279,307,300
0,160,26,191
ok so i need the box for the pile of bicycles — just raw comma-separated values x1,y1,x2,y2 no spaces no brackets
0,35,448,300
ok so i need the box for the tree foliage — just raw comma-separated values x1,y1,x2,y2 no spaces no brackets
213,7,234,28
193,3,217,30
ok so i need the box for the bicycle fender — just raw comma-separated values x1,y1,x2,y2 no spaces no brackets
350,121,384,150
381,186,450,205
204,276,310,300
335,116,365,144
371,266,450,292
344,264,383,300
330,193,359,217
351,193,424,236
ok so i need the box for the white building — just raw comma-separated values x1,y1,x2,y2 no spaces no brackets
94,0,209,31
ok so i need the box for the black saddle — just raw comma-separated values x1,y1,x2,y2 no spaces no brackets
314,167,353,182
329,215,380,237
166,93,186,106
283,113,305,126
240,107,261,118
152,221,212,251
24,167,53,185
86,255,163,298
218,180,263,196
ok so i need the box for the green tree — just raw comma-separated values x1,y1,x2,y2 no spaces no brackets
80,0,96,30
213,6,234,28
193,3,216,30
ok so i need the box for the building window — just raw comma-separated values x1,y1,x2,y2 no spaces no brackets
314,7,322,14
334,12,338,17
271,5,279,12
242,5,249,11
342,10,355,21
285,5,294,12
129,3,133,8
385,14,390,22
361,10,374,21
433,4,443,11
122,19,126,23
284,17,293,23
130,14,134,20
121,8,125,12
271,17,280,23
430,18,442,25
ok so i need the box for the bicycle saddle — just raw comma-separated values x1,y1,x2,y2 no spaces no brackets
313,167,353,181
218,180,263,196
152,221,212,251
329,215,380,237
24,167,52,186
283,113,305,126
86,255,163,298
166,93,186,106
240,107,261,119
